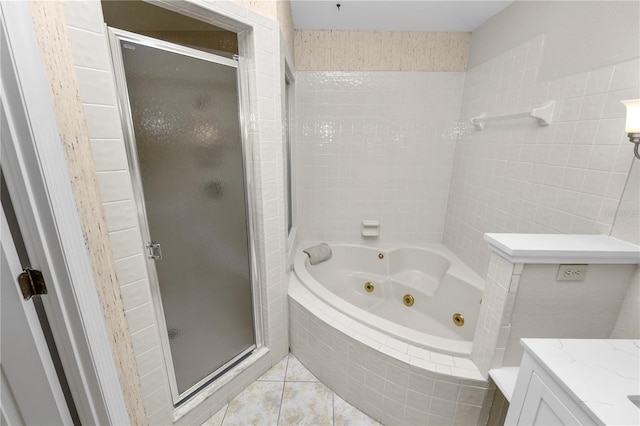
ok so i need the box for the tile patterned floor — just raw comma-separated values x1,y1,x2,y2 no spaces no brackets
202,353,380,426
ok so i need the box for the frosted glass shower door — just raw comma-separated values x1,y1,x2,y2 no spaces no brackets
113,33,255,401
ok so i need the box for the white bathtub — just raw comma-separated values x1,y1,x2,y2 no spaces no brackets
294,242,485,356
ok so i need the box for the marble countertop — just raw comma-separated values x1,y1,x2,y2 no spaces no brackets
484,233,640,264
521,339,640,426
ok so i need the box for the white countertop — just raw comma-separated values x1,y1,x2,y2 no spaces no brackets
489,367,520,402
521,339,640,426
484,233,640,264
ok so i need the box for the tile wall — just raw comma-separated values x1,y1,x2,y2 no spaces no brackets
63,0,290,423
294,71,465,243
444,35,640,276
502,262,635,366
471,252,636,375
470,254,521,376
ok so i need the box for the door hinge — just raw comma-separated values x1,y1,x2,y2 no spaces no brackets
17,268,47,300
147,241,163,260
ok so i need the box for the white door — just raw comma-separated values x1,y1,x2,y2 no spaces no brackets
0,206,72,425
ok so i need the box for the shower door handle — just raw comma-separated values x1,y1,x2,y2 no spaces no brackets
147,242,163,260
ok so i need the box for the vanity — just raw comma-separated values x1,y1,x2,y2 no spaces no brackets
505,339,640,425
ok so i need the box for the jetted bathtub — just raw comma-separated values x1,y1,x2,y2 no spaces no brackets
294,242,485,356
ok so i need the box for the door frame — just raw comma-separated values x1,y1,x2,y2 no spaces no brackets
0,2,130,424
107,27,264,405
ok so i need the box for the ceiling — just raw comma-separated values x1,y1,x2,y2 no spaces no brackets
290,0,516,32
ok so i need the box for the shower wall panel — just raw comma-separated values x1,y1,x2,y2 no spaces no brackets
294,71,465,243
63,1,291,424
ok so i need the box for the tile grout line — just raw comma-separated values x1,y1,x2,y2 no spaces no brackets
275,354,290,425
219,403,229,426
331,391,335,426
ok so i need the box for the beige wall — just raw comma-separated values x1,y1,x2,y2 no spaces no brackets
276,0,295,60
294,30,470,71
468,0,640,81
236,0,295,59
27,1,146,423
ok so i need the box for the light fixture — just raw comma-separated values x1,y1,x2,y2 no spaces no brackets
621,99,640,160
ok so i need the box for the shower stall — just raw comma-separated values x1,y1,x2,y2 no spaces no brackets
109,29,259,404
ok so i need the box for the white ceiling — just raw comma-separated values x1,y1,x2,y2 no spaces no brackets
290,0,516,32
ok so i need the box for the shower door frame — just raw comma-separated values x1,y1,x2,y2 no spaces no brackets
108,28,264,405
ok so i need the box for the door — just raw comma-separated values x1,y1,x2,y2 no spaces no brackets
109,29,256,402
0,204,73,425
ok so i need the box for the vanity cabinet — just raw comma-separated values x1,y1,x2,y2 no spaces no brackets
505,339,640,426
505,353,593,425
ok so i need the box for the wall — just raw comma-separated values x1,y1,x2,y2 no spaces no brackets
236,0,294,59
444,32,640,276
294,30,470,71
502,263,635,366
62,0,291,424
27,1,146,423
294,71,465,242
610,161,640,338
468,1,640,82
472,251,637,375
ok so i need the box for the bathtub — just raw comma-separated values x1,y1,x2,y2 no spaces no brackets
293,242,485,356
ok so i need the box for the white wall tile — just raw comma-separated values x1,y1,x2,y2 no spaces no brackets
125,302,156,334
139,368,168,399
120,279,152,311
294,71,465,243
96,171,134,202
130,325,158,355
103,200,138,232
443,36,639,277
83,104,124,139
115,254,147,285
91,139,128,171
75,67,118,106
63,0,106,34
66,26,111,70
109,228,143,260
610,59,640,91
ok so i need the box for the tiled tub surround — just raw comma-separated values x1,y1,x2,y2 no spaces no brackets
294,242,485,356
444,34,640,277
294,71,465,243
289,280,492,426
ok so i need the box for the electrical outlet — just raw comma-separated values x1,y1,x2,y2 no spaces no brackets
556,264,588,281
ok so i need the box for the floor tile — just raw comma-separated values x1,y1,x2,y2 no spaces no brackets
285,354,318,382
201,353,376,426
258,355,289,381
222,381,284,426
202,404,227,426
333,395,381,426
278,382,333,426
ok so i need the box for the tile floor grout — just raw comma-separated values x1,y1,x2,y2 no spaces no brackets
202,352,380,426
274,354,289,425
